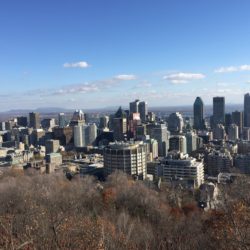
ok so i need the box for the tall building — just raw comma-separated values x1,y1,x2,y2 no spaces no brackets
74,125,83,147
58,113,67,128
193,97,204,130
151,123,170,157
159,154,204,188
147,112,156,122
129,99,140,114
232,111,243,137
112,107,128,141
138,101,148,122
242,127,250,141
228,124,239,141
53,127,73,146
86,123,98,146
136,124,147,140
17,116,28,127
99,116,109,129
41,118,56,130
70,110,85,127
74,124,97,147
169,135,187,154
224,113,232,134
167,112,184,134
244,93,250,127
104,141,147,180
128,113,141,139
145,138,158,161
213,124,226,140
0,122,6,131
212,97,225,128
185,131,198,154
29,112,40,129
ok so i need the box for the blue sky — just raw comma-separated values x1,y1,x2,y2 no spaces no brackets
1,0,250,111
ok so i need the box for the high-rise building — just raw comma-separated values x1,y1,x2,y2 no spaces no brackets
74,125,83,147
128,113,141,139
167,112,184,134
29,112,40,129
213,124,226,140
136,124,147,140
224,113,232,134
99,116,109,129
53,127,73,146
242,127,250,141
193,97,204,130
138,101,148,122
185,131,198,154
169,135,187,154
41,118,56,130
17,116,28,127
212,97,225,128
58,113,67,128
86,123,97,146
74,124,97,147
151,123,170,157
232,111,243,137
244,93,250,127
0,122,6,131
129,99,140,114
228,124,239,141
112,107,128,141
147,112,156,122
104,141,147,180
145,138,158,161
113,118,127,141
70,110,85,127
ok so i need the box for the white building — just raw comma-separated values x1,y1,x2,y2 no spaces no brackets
228,124,239,141
74,124,97,148
167,112,184,134
104,141,147,180
159,154,204,188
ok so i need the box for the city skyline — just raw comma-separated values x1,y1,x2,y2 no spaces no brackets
1,1,250,111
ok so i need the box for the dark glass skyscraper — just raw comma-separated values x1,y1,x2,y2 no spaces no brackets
193,97,204,130
212,97,225,128
244,93,250,127
232,111,243,136
138,101,148,122
29,112,40,129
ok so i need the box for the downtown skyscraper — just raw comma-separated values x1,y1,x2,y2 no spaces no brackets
193,97,204,130
212,97,225,128
244,93,250,127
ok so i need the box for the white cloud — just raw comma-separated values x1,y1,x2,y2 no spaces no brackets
114,74,136,80
215,64,250,73
53,83,99,96
51,74,137,96
63,61,90,68
163,72,205,84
